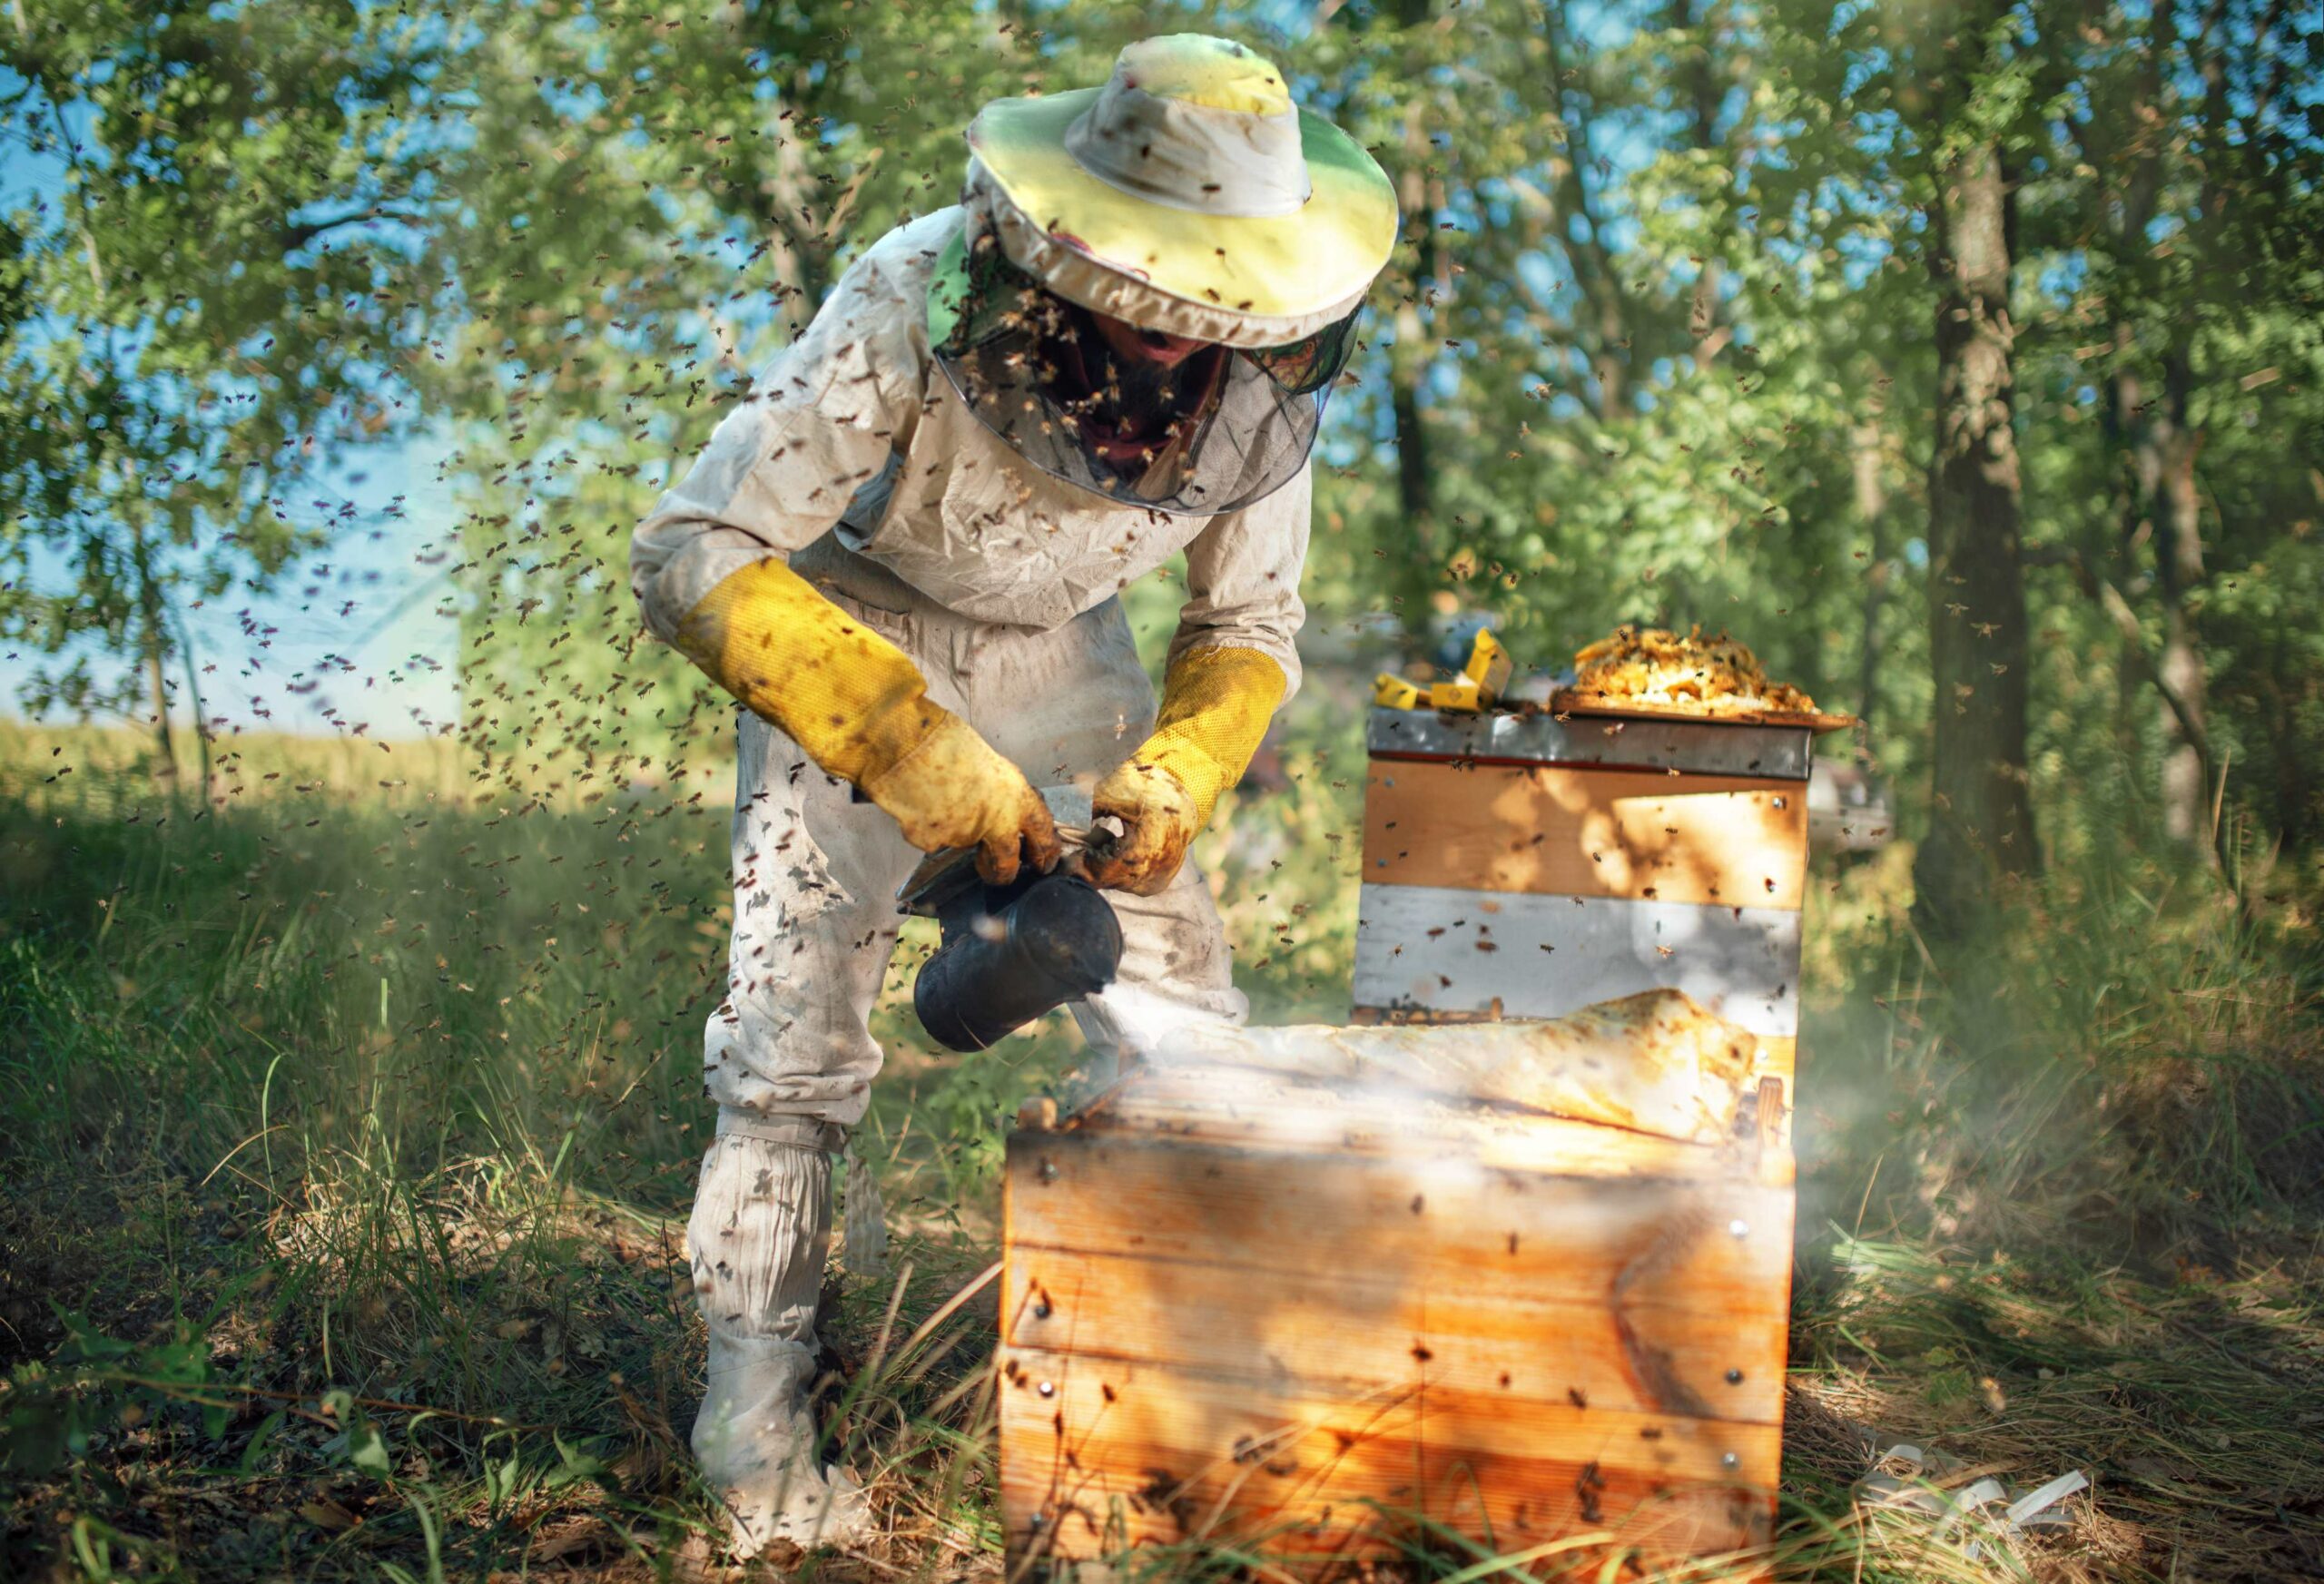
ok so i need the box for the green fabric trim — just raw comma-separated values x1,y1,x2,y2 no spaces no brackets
924,228,972,354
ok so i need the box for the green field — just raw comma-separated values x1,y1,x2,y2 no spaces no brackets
3,717,2319,1583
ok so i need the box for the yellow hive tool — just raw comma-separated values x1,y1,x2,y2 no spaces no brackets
1374,628,1512,713
1372,673,1425,709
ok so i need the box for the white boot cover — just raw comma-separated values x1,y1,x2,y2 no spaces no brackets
688,1119,874,1554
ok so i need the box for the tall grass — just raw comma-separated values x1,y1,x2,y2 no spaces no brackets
3,715,2321,1581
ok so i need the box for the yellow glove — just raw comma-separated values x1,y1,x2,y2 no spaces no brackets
674,558,1060,884
1085,646,1285,896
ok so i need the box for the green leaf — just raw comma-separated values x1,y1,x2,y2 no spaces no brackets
238,1408,288,1474
347,1415,392,1479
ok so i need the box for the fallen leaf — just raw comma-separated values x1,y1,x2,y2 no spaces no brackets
300,1498,359,1530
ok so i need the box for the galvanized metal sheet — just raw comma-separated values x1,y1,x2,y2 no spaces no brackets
1366,707,1812,780
1352,883,1803,1037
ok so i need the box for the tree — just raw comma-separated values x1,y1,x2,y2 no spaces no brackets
1729,0,2045,937
1914,10,2039,938
2038,0,2321,861
418,0,1118,784
0,0,439,773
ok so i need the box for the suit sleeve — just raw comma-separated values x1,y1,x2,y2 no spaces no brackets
1167,462,1311,702
629,250,924,644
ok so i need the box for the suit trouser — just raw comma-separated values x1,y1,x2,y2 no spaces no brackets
685,538,1246,1497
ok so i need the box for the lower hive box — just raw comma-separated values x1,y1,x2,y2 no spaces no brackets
999,993,1792,1574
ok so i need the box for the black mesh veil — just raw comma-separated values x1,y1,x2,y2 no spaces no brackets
925,225,1358,517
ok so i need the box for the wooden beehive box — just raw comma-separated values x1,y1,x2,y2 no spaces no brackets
1355,702,1836,1098
1000,1051,1792,1571
996,703,1836,1574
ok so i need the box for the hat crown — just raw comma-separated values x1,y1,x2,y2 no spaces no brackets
1062,34,1310,221
1117,34,1292,116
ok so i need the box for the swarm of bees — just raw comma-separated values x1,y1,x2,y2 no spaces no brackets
1569,625,1817,716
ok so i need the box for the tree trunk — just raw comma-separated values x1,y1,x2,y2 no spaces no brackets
1391,339,1433,534
2110,338,2210,862
2077,0,2216,855
143,619,175,778
2103,330,2154,842
1540,4,1630,421
2149,347,2210,852
1912,139,2035,940
1387,66,1443,645
178,607,212,801
132,533,176,780
1675,0,1728,369
1850,420,1890,751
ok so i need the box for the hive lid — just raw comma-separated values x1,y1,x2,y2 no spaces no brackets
1366,705,1817,778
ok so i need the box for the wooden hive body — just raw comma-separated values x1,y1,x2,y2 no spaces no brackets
1355,705,1819,1097
1000,1065,1793,1570
997,705,1825,1574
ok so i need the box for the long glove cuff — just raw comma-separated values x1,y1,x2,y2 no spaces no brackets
1125,646,1287,828
671,556,943,786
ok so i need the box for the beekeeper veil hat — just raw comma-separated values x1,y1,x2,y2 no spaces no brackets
929,34,1398,516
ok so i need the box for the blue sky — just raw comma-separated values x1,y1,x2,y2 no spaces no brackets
1,435,462,740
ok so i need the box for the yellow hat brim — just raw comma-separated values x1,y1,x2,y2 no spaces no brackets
966,89,1398,325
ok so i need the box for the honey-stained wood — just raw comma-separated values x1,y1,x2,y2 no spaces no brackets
999,1353,1779,1564
1757,1036,1794,1146
1007,1131,1793,1412
1353,885,1803,1036
1364,761,1808,910
1334,1018,1796,1093
1002,1243,1787,1423
1756,1035,1796,1088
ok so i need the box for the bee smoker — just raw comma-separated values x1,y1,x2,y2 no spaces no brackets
897,788,1124,1053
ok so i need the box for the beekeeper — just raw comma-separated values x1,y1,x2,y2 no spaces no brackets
629,34,1395,1553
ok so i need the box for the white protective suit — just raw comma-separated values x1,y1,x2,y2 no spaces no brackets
629,206,1308,1550
632,202,1314,1117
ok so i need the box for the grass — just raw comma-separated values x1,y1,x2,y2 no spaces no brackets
2,715,2321,1582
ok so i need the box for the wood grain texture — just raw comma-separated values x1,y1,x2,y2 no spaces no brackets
998,1353,1780,1564
1005,1130,1795,1422
1332,1017,1795,1087
1075,1064,1794,1186
1756,1037,1796,1085
1318,1025,1794,1154
1002,1244,1787,1423
1364,761,1809,909
1353,885,1803,1036
1158,992,1766,1146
